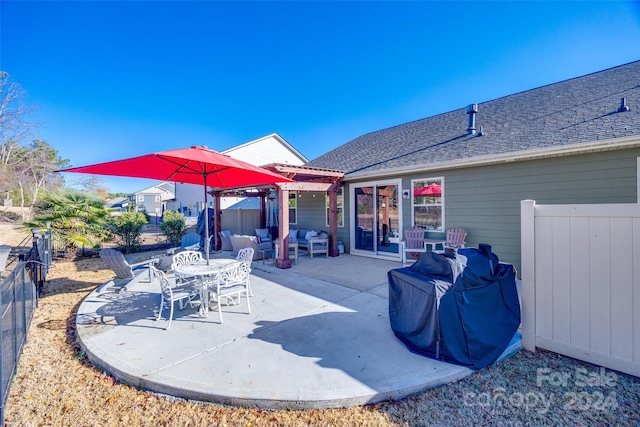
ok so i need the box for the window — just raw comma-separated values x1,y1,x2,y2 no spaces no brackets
412,178,443,231
138,194,144,202
288,192,297,224
325,188,344,227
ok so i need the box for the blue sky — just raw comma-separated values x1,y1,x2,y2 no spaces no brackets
2,1,640,193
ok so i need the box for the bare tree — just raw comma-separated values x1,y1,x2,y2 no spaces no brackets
0,72,37,167
14,140,68,207
0,72,66,218
77,175,109,197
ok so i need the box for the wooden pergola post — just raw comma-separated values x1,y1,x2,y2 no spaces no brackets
259,193,267,229
328,186,339,257
275,187,292,269
213,191,222,251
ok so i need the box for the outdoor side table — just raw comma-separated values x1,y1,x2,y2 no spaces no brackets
274,240,298,264
424,239,446,251
258,248,273,264
307,237,328,258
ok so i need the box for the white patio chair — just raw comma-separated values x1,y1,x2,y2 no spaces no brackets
171,250,204,269
171,250,204,285
235,247,254,296
0,245,11,279
212,261,251,324
235,247,254,263
151,265,200,330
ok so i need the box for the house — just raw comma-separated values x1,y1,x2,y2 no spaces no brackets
106,196,129,212
305,60,640,273
174,133,308,213
132,182,175,217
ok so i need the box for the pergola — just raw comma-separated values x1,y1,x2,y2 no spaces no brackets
209,164,344,269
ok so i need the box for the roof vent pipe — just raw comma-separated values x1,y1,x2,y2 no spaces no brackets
467,104,478,135
618,97,630,112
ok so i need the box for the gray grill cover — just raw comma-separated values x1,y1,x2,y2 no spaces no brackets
388,245,520,369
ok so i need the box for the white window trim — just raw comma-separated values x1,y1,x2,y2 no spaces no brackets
289,191,298,225
349,178,403,257
411,177,445,232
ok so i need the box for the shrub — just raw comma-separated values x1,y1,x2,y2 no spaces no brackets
159,210,187,246
110,210,148,253
0,211,20,223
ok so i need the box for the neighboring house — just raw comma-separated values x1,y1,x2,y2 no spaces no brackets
106,196,129,212
132,182,175,216
306,60,640,273
174,133,308,212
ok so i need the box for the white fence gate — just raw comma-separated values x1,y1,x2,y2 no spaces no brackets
521,200,640,377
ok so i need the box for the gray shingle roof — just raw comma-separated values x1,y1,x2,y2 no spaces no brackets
307,61,640,175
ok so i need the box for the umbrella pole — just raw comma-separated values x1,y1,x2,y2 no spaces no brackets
204,173,210,264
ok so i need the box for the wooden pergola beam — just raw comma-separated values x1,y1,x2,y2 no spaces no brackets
276,182,333,192
208,164,345,269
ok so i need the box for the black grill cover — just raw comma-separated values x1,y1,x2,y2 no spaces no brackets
388,244,520,369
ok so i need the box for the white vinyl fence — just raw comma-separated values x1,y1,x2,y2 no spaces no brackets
521,200,640,377
220,209,260,236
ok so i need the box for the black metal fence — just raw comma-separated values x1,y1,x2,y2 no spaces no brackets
1,228,52,424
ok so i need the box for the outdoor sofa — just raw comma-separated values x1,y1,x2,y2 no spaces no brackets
229,235,272,261
289,228,329,258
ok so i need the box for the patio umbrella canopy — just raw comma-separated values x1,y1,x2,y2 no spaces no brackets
413,183,442,197
59,146,293,261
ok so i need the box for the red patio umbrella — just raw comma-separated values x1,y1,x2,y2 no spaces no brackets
413,183,442,197
58,146,293,261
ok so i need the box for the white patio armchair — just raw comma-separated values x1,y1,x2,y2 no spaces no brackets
171,250,204,284
212,261,251,324
151,265,201,330
235,247,254,263
171,250,204,269
0,245,11,279
235,247,254,296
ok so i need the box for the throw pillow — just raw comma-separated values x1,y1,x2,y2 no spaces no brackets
305,230,317,240
289,229,299,241
255,228,269,238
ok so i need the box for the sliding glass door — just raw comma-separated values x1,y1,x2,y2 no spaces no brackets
353,181,400,257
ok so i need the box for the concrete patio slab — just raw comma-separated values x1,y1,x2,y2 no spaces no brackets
77,253,521,409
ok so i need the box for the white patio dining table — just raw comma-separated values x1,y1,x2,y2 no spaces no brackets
173,259,236,317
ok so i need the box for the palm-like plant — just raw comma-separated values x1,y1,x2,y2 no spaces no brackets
26,189,111,253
